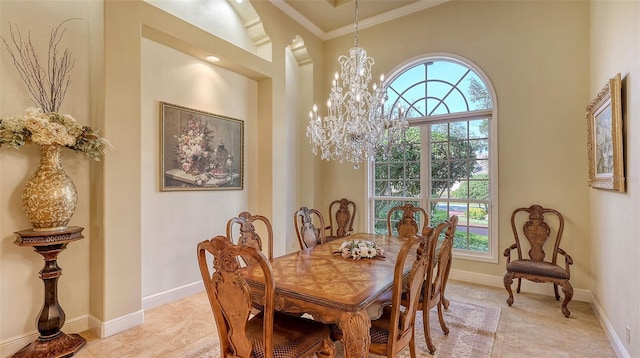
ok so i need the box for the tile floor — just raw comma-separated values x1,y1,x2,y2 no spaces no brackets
73,280,617,357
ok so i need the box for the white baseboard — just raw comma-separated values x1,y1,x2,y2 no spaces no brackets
449,268,592,302
3,276,627,357
450,269,629,358
590,293,630,358
0,315,89,357
142,281,204,310
88,309,144,339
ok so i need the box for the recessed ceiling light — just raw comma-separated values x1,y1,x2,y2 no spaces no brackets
205,55,220,63
235,0,243,3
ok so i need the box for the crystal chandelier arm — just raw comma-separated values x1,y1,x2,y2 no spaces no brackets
304,0,408,168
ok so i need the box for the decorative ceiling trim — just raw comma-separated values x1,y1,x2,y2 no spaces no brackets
269,0,449,41
269,0,325,39
228,0,272,57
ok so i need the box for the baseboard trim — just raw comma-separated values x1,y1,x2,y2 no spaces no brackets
3,276,626,357
590,293,630,358
450,269,629,357
89,309,144,339
449,268,592,302
142,281,204,310
0,315,89,357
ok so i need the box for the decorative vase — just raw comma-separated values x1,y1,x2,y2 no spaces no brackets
21,144,78,231
214,142,228,168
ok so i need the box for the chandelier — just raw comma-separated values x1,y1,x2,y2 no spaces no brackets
306,0,408,169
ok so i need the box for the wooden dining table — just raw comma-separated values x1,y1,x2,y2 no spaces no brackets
242,232,412,358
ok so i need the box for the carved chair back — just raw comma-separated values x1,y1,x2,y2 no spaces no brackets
197,235,336,358
511,204,564,264
327,198,356,239
294,206,327,249
226,211,273,263
394,216,457,354
368,230,436,357
386,203,428,238
504,204,574,317
428,215,458,309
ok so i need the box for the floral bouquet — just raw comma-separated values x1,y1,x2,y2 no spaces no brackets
334,239,385,260
0,19,108,160
174,117,211,175
0,107,108,160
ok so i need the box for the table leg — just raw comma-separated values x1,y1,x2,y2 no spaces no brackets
338,311,371,358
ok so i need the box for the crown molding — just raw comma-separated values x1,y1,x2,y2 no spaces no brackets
269,0,449,41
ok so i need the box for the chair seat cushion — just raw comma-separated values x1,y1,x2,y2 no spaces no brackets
246,311,331,358
506,259,569,280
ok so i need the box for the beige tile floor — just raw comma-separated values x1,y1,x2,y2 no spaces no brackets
73,280,617,357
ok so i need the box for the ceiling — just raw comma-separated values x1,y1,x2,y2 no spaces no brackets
270,0,448,40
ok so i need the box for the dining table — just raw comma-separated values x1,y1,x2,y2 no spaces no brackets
242,232,413,358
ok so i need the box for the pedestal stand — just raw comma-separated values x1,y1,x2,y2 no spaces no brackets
13,226,86,358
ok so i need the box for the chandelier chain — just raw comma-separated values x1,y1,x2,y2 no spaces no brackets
306,0,408,169
354,0,359,47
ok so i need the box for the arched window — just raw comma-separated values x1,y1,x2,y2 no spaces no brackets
369,55,498,262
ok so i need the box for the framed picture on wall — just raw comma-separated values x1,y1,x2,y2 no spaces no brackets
160,102,244,191
586,73,624,192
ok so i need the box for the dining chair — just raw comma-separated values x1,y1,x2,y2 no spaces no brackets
226,211,273,263
504,205,573,317
325,198,356,242
294,206,327,249
437,215,458,310
386,203,429,238
331,231,435,357
413,215,459,354
197,235,336,358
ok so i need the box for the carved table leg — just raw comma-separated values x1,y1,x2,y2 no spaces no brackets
13,242,86,358
338,311,371,358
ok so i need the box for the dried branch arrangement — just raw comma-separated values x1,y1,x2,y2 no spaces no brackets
1,19,77,113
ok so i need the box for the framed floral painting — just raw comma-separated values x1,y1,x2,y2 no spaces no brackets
160,102,244,191
586,73,624,192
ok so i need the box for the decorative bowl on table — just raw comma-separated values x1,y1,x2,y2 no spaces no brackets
334,239,385,260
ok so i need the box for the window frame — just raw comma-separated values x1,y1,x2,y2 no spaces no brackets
366,54,499,263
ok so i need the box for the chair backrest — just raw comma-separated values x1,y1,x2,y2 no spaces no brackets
511,205,564,264
428,215,458,308
197,235,276,358
226,211,274,263
327,198,356,238
375,230,437,356
294,206,326,249
386,203,428,238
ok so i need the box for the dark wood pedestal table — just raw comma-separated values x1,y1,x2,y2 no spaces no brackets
12,226,86,358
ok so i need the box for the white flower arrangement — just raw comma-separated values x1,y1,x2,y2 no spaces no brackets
0,20,108,161
0,107,108,160
335,239,385,260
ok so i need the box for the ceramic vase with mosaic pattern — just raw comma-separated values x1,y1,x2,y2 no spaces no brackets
21,144,78,231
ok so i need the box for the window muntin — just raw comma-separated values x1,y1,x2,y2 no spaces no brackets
370,57,495,261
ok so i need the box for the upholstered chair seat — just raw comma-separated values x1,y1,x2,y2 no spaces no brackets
506,259,570,280
247,312,335,358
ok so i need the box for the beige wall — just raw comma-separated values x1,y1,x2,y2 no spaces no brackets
140,38,257,299
0,0,100,346
0,0,325,353
1,0,638,356
589,1,640,356
322,0,593,289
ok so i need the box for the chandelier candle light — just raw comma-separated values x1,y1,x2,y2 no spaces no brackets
306,0,408,169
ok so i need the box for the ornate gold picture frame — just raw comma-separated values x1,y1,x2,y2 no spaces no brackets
586,73,624,192
160,102,244,191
